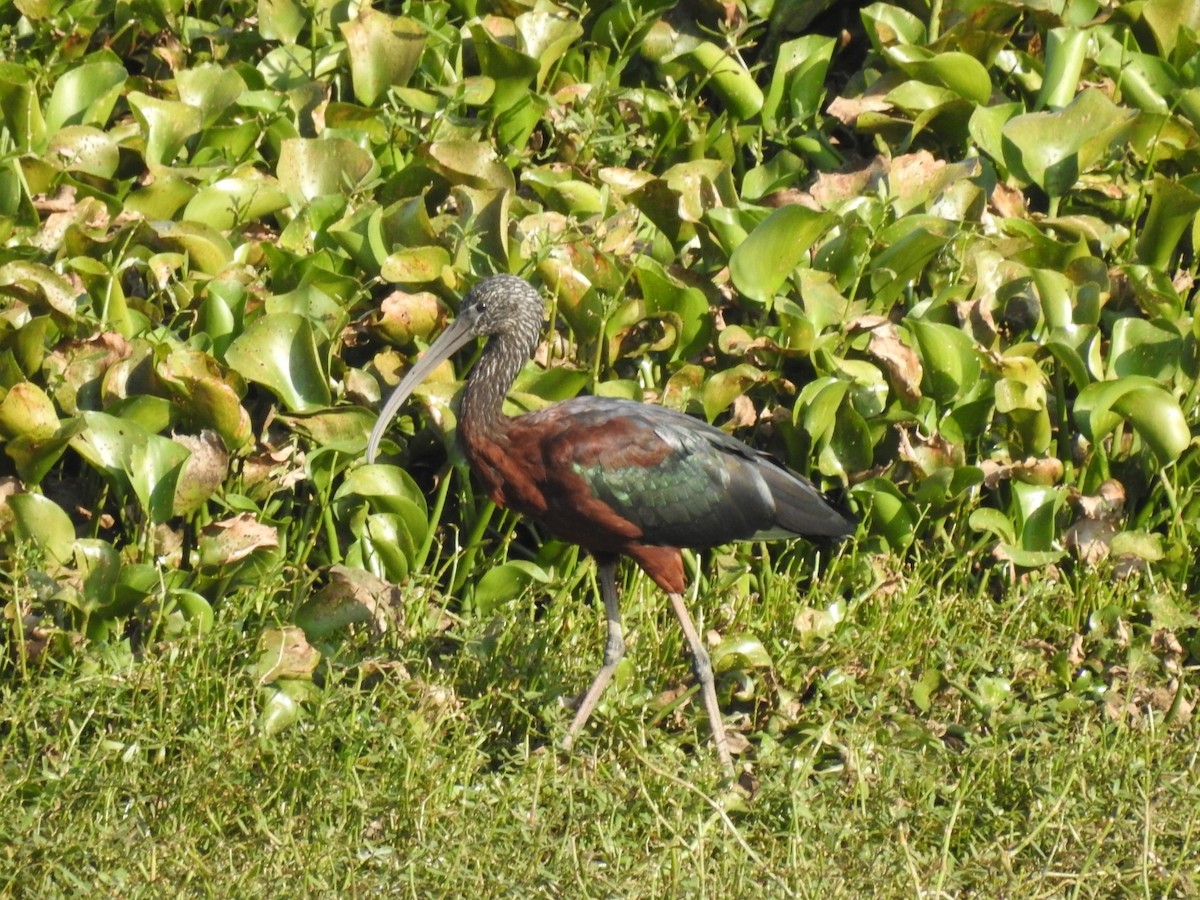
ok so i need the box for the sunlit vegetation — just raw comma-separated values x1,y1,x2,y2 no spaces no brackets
1,0,1198,893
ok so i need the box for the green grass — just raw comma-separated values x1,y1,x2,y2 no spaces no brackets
3,551,1196,896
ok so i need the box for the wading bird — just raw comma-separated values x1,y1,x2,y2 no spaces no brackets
366,275,855,773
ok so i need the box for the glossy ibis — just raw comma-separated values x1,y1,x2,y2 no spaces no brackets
366,275,855,773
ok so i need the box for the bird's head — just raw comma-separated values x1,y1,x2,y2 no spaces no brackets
365,275,546,463
458,274,545,346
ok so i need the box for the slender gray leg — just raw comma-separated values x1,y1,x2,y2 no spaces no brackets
666,591,734,775
563,558,624,751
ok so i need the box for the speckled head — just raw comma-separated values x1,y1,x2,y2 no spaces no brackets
458,274,545,357
365,275,546,463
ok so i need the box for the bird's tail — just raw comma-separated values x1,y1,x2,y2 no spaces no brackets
758,463,857,540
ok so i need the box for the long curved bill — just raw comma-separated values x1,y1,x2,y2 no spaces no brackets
365,315,478,463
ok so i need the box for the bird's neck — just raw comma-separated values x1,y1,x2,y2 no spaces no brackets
460,337,525,436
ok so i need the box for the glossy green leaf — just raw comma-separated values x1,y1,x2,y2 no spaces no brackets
361,512,417,582
702,365,763,422
472,560,551,615
149,222,234,276
423,140,515,191
730,206,835,304
468,22,539,120
0,382,58,440
127,92,204,167
763,35,836,133
1107,318,1181,380
795,377,850,445
1001,89,1137,196
712,634,774,672
183,172,289,230
258,0,307,43
516,9,585,90
72,410,191,523
171,588,215,634
1075,378,1191,464
8,492,75,566
277,137,376,205
46,126,119,178
45,58,127,132
74,538,121,610
861,3,926,49
340,11,425,107
337,464,428,519
225,313,331,412
908,321,980,403
327,203,389,274
1133,175,1200,269
884,46,991,105
0,64,47,150
682,41,764,121
157,348,253,449
176,64,248,126
380,246,452,285
866,218,955,305
851,478,916,551
1036,27,1088,110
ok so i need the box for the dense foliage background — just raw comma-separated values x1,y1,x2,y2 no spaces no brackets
1,0,1198,893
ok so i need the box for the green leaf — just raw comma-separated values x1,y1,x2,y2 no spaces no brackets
337,464,428,519
472,560,551,615
225,313,332,412
127,92,204,167
907,321,980,404
46,125,119,178
380,246,452,285
183,172,289,231
702,364,763,422
1074,377,1191,464
361,512,418,582
861,3,926,50
712,634,774,671
149,222,234,276
1001,89,1137,197
468,22,539,120
0,64,47,150
176,64,248,126
8,492,75,566
277,137,376,205
866,218,955,305
0,382,58,440
1107,318,1181,380
681,41,764,121
884,46,991,105
74,538,121,611
157,348,253,450
763,35,836,133
71,411,191,523
340,11,425,107
1133,175,1200,269
258,0,307,43
45,58,127,132
729,206,834,304
851,478,916,551
516,9,585,90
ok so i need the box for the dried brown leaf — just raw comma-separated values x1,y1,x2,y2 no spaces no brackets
867,323,923,402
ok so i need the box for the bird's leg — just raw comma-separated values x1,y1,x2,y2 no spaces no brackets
666,592,734,775
563,557,624,752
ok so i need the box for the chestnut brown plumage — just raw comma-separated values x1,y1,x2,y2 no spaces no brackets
367,275,855,773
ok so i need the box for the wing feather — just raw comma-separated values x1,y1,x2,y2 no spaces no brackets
521,397,854,548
